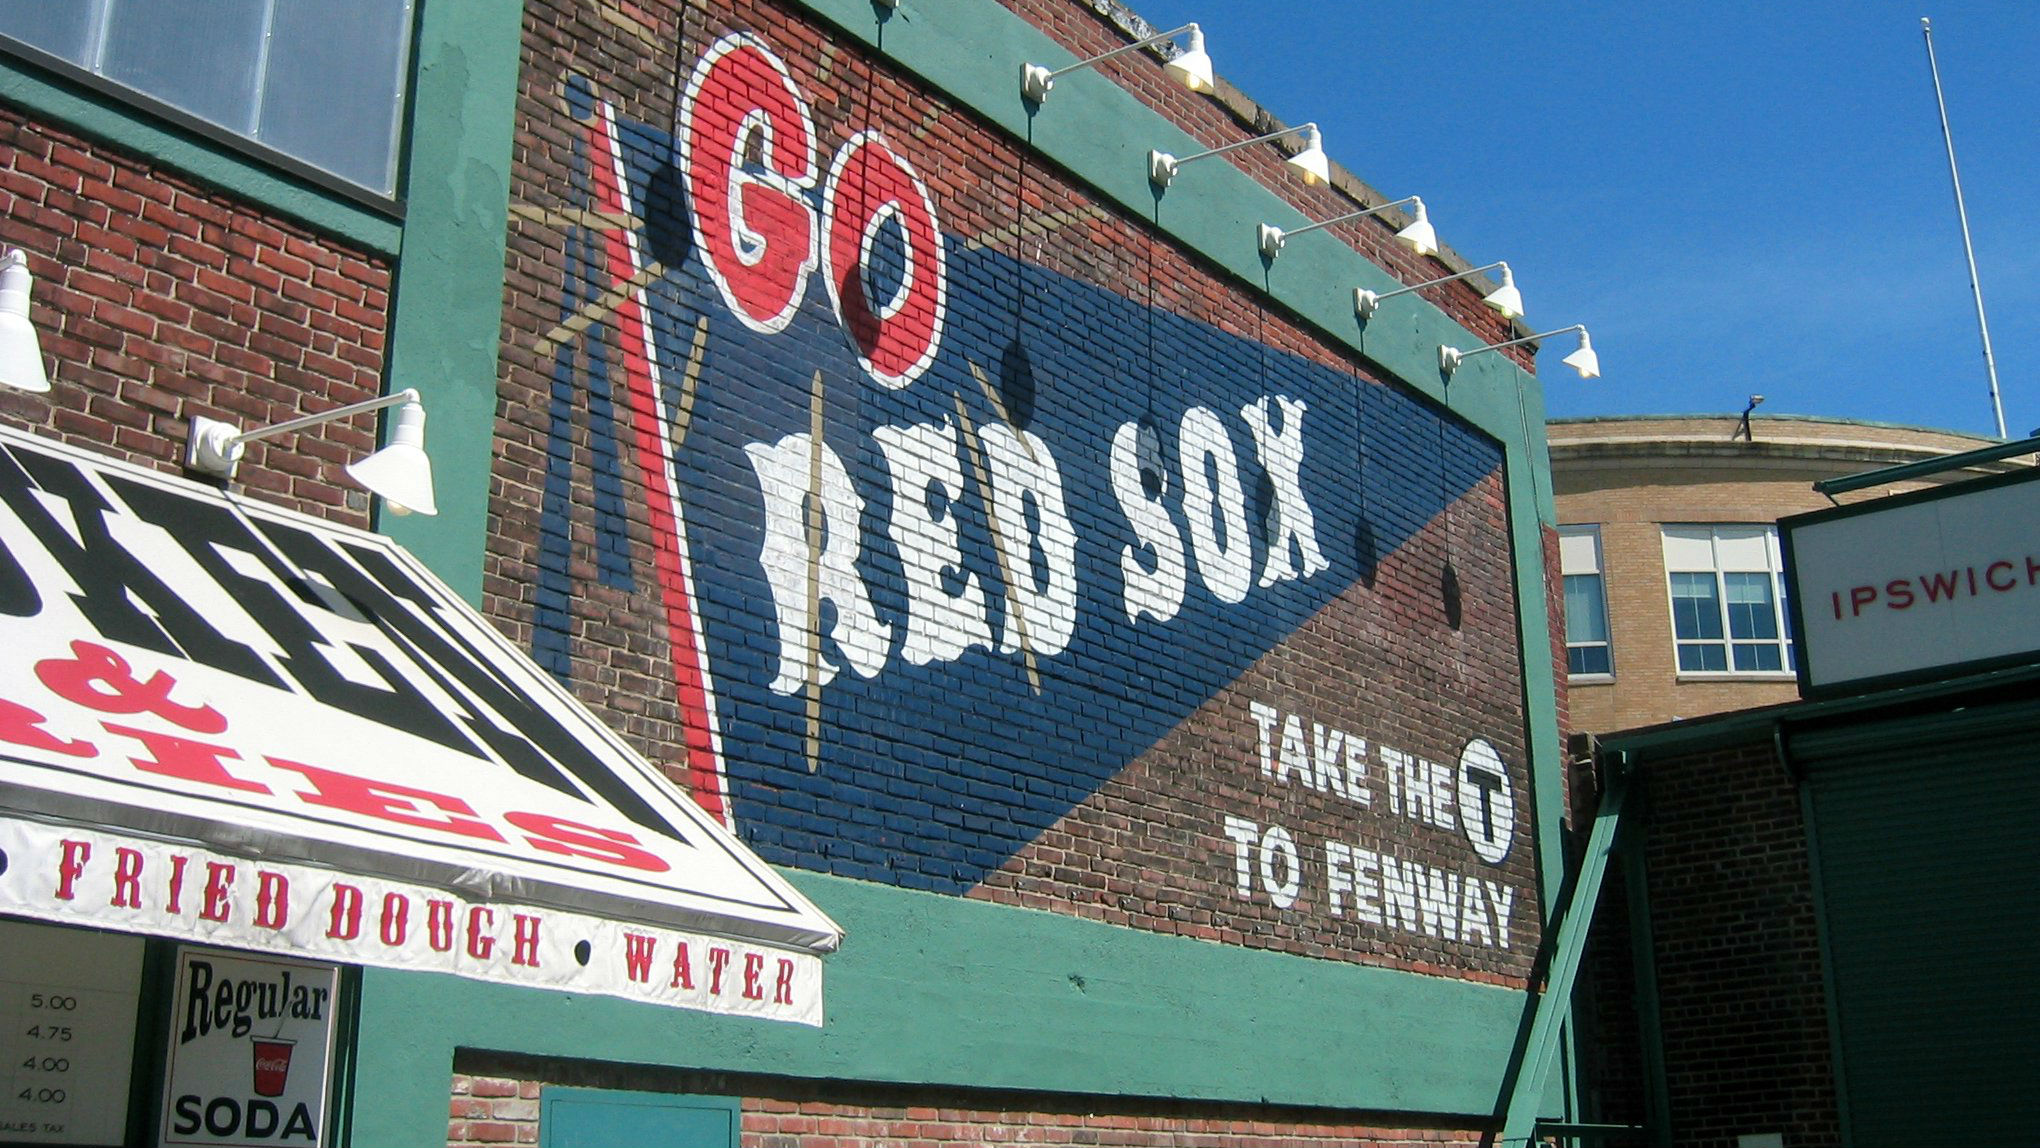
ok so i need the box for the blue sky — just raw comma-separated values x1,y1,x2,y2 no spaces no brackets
1123,2,2040,438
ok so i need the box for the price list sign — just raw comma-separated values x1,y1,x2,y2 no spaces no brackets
0,920,144,1146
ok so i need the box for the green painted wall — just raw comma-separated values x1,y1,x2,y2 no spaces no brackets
372,0,524,603
350,871,1527,1142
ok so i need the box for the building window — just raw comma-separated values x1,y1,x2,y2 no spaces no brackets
1560,525,1613,677
0,0,414,195
1662,525,1796,674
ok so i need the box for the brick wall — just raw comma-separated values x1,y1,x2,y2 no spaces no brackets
1584,737,1841,1147
447,1057,1496,1147
494,0,1544,984
0,104,392,524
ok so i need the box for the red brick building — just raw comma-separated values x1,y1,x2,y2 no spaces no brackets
0,0,1592,1143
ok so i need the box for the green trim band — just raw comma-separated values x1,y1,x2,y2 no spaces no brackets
370,0,524,601
348,871,1526,1142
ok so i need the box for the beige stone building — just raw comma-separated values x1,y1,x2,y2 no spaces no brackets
1551,412,2014,733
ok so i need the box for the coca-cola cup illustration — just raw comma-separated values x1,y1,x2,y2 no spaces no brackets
250,1037,295,1098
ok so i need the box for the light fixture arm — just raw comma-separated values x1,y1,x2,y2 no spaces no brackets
185,387,439,515
1150,122,1320,188
1023,23,1208,103
1448,326,1579,362
1036,23,1193,86
1439,325,1596,380
1354,261,1511,319
228,388,422,450
1259,196,1421,260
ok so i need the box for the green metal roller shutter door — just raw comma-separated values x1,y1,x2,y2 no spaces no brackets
1796,703,2040,1146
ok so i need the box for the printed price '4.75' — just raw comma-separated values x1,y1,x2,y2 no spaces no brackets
22,1026,72,1041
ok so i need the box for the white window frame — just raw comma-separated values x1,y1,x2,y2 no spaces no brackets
1662,524,1796,677
1560,525,1613,679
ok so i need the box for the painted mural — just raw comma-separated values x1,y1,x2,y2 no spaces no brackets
507,19,1537,977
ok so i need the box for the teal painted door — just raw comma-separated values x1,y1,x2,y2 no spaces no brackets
539,1088,738,1148
1798,701,2040,1145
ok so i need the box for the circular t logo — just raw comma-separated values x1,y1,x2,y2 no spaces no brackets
1457,738,1514,864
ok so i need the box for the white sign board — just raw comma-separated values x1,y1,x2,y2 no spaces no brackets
160,947,338,1148
1783,469,2040,693
0,427,836,1023
0,920,144,1145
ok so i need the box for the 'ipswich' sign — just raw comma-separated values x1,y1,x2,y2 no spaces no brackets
0,427,837,1023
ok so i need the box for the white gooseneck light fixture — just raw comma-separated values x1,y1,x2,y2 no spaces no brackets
185,389,439,515
0,249,51,393
1354,260,1522,320
1258,195,1438,261
1022,23,1213,103
1151,121,1328,189
1439,326,1599,380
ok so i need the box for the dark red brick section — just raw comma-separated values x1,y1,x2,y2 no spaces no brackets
1582,738,1842,1147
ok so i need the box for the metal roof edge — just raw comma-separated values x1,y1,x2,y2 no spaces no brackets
1594,662,2040,761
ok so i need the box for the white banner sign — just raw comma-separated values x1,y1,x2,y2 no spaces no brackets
0,817,823,1026
1785,469,2040,692
0,427,837,1020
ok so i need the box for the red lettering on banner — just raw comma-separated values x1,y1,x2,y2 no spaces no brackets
706,946,731,995
822,131,948,387
254,871,289,930
380,892,410,946
101,722,269,794
511,913,542,967
268,758,505,842
199,861,234,922
467,907,496,960
504,811,670,872
742,951,765,1000
55,839,90,900
1850,585,1876,616
773,958,796,1005
111,846,143,908
670,941,695,989
427,900,456,952
328,884,363,940
2028,556,2040,585
1886,580,1914,610
166,853,187,914
35,640,226,733
679,33,819,333
1988,560,2015,592
623,933,657,983
0,697,96,757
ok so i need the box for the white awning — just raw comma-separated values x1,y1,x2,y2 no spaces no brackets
0,427,839,1025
